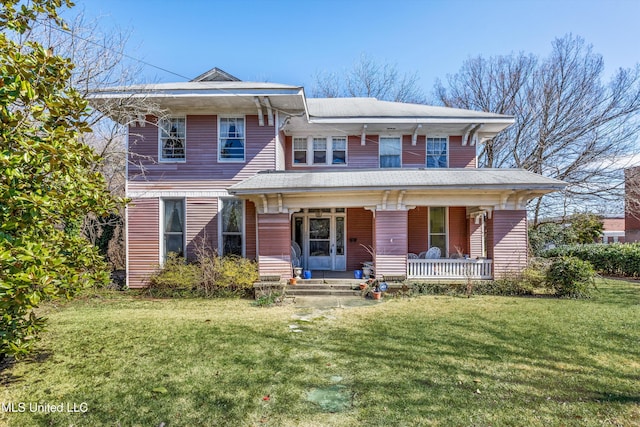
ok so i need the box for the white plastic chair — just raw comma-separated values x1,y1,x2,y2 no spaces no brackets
425,247,441,259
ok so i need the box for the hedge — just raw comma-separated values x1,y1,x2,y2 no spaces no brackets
542,243,640,277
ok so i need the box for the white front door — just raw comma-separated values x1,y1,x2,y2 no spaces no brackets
309,217,331,270
293,210,347,271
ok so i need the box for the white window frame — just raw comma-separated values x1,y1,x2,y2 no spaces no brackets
426,136,449,168
218,197,246,257
218,116,246,163
161,198,186,263
331,136,347,165
312,137,328,165
428,206,448,255
293,137,308,165
379,136,402,168
158,117,186,162
291,135,349,167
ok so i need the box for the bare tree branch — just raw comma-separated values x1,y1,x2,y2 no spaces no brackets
435,34,640,223
312,53,427,104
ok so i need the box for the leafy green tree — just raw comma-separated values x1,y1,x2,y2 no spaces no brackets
569,213,604,244
0,0,122,359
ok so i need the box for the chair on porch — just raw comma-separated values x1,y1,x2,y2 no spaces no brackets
291,241,302,268
407,253,419,259
291,245,302,268
425,247,441,259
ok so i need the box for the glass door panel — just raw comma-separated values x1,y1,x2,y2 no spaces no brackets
308,218,331,269
334,216,346,270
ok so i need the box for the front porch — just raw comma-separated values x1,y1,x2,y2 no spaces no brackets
407,258,493,280
228,169,563,281
302,260,494,281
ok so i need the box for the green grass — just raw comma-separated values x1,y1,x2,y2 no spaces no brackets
1,279,639,426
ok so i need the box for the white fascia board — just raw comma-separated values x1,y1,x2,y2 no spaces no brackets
229,184,565,196
89,88,305,99
300,87,311,122
307,117,514,125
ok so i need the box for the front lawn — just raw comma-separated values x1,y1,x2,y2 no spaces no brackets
1,279,639,426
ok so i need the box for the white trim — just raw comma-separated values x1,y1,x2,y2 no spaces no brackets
308,117,514,125
426,136,449,168
378,135,402,168
160,198,186,264
291,209,347,271
275,110,284,170
125,202,130,287
158,116,187,163
428,206,449,256
218,197,246,257
125,125,130,287
218,115,246,163
290,135,349,167
128,190,230,198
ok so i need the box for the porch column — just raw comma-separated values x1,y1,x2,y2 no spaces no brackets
468,216,484,259
486,210,528,278
374,210,408,278
256,213,292,280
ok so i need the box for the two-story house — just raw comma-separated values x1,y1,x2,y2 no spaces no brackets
90,68,565,288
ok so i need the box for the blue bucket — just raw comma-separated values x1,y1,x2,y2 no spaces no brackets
354,270,363,279
303,270,312,279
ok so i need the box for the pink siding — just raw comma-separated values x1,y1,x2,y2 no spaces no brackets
625,167,640,242
245,201,257,260
347,208,374,270
408,206,428,254
403,135,426,167
448,207,468,256
487,210,528,277
283,134,477,170
449,135,476,168
285,135,380,170
469,218,483,258
257,213,291,279
127,198,159,288
374,210,408,277
185,198,218,260
128,115,276,184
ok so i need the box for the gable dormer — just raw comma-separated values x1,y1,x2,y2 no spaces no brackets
190,67,241,82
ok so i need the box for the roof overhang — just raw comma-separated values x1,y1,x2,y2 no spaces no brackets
282,114,513,141
88,82,307,122
228,169,566,214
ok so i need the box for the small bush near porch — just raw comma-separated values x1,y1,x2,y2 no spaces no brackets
1,279,638,426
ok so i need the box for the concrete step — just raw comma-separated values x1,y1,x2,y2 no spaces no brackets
293,279,364,285
289,284,359,290
286,289,363,297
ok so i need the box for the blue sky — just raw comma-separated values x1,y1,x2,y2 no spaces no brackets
74,0,640,96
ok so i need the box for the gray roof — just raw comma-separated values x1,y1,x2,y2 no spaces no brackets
89,81,303,96
306,98,512,121
229,169,566,195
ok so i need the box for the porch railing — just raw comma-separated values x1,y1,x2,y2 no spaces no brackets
407,258,493,280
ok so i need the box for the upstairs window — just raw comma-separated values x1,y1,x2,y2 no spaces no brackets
292,136,348,166
313,138,327,164
379,137,401,168
293,137,307,164
332,137,347,164
159,117,186,161
219,117,245,162
427,137,448,168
